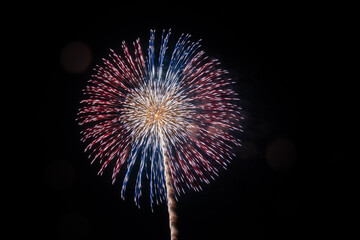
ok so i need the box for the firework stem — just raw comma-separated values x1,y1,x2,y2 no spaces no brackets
160,132,178,240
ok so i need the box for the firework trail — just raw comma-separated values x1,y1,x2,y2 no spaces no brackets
77,29,242,239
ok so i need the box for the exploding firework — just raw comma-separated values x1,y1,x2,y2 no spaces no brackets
77,29,243,239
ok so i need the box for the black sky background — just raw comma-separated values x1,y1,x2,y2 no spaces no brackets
29,2,353,240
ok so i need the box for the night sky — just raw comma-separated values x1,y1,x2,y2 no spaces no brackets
32,3,352,240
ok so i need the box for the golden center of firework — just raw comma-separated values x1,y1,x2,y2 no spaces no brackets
144,104,168,124
122,84,193,138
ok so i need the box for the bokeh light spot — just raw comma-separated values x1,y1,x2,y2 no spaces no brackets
60,41,92,74
58,213,88,240
44,159,75,191
266,137,296,171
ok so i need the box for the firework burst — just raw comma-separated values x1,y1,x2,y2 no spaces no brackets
77,29,242,239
